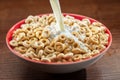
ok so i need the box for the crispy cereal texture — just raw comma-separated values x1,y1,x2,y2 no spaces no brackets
9,14,109,63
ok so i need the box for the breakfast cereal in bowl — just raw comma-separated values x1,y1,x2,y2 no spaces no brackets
9,14,109,63
6,13,112,73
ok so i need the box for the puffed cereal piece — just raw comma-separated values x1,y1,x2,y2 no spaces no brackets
91,26,100,34
17,41,23,45
22,51,37,59
100,26,106,32
97,44,106,50
41,57,51,62
32,58,40,61
88,44,97,50
26,47,35,53
43,51,49,56
25,15,35,24
64,52,73,59
14,36,22,41
82,18,91,25
99,33,109,45
22,40,31,48
41,29,50,38
41,15,47,20
50,40,55,47
40,39,50,46
56,53,64,59
72,22,80,28
37,50,44,58
46,53,56,61
34,16,40,22
40,15,48,27
9,40,18,47
21,24,29,28
72,31,79,37
14,46,27,53
90,44,106,51
35,31,42,39
72,48,80,54
73,54,83,61
79,22,88,27
63,48,71,53
58,34,66,42
54,42,66,52
35,48,40,54
18,33,25,38
79,27,86,34
20,36,29,41
66,38,74,44
29,37,38,42
72,48,85,54
21,25,32,32
64,18,74,26
30,22,41,28
85,29,92,37
72,42,79,48
65,15,75,19
27,31,35,38
15,32,26,41
44,46,54,53
92,22,102,27
82,53,91,59
34,27,43,32
91,50,100,56
38,15,44,20
90,35,99,44
31,41,44,48
13,29,26,37
71,25,80,33
47,14,55,24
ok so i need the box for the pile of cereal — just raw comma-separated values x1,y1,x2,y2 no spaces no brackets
9,14,109,63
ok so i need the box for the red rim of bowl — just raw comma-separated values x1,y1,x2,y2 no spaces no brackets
6,13,112,65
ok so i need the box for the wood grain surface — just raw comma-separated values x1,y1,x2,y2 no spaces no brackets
0,0,120,80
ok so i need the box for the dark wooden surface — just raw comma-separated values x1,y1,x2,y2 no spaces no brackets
0,0,120,80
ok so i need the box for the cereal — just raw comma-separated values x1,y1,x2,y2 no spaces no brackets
72,47,86,54
64,52,73,59
22,40,31,48
58,34,66,42
31,41,44,48
63,48,71,53
46,53,56,61
9,40,18,47
45,46,54,53
14,46,27,53
40,39,50,46
41,57,51,62
73,54,82,61
9,14,109,63
56,53,64,59
41,29,50,38
54,42,66,52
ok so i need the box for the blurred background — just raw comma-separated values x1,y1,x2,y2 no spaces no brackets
0,0,120,30
0,0,120,80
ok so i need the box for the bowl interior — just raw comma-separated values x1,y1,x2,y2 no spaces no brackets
6,13,112,65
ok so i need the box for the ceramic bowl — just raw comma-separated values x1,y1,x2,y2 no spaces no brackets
6,13,112,73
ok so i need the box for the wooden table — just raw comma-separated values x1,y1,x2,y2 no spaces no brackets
0,0,120,80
